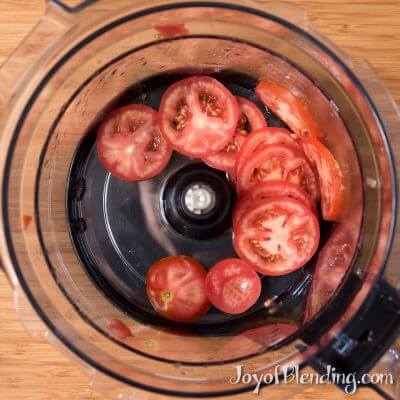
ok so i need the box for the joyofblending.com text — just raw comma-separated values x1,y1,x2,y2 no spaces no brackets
230,364,393,394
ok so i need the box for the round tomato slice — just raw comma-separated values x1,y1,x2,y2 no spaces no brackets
146,256,210,322
158,76,239,157
236,143,320,201
205,259,261,314
233,180,317,228
235,127,301,176
202,97,267,173
97,104,172,181
300,138,343,221
234,197,320,276
255,81,321,140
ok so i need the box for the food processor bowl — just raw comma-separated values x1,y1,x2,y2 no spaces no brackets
1,0,400,398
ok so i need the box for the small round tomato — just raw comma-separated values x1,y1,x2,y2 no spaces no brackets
158,76,239,157
235,127,300,177
205,259,261,314
233,180,317,228
255,81,321,140
234,197,320,276
236,143,320,201
202,97,267,173
97,104,172,181
300,138,343,221
146,256,210,322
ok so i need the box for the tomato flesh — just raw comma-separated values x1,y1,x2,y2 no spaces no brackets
205,259,261,314
235,127,300,177
97,104,172,181
300,137,343,221
158,76,239,157
202,96,267,173
234,197,320,276
146,256,210,322
236,143,320,201
256,81,321,140
233,180,317,228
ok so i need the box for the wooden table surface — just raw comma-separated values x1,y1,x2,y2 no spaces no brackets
0,0,399,399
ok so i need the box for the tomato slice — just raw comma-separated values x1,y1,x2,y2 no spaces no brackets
233,180,317,228
235,127,301,177
236,143,320,201
234,197,320,276
97,104,172,181
255,81,321,140
158,76,239,157
146,256,210,322
205,259,261,314
303,225,356,324
202,97,267,173
300,137,343,221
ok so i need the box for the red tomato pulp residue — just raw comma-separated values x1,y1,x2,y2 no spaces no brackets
23,215,33,230
108,319,134,340
154,23,189,38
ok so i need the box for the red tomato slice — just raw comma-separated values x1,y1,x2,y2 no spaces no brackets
146,256,210,322
202,97,267,173
303,225,357,324
97,104,172,181
255,81,321,140
233,180,317,228
235,127,301,177
108,319,134,340
205,258,261,314
234,197,320,276
236,143,320,201
300,137,343,221
158,76,239,157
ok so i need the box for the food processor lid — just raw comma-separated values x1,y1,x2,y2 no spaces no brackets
0,0,400,398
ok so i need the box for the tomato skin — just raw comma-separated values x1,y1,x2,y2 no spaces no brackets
205,259,261,314
158,76,239,158
235,127,300,177
233,180,317,228
202,97,267,174
97,104,172,182
255,81,321,140
234,197,320,276
236,143,320,201
146,256,210,323
300,137,343,221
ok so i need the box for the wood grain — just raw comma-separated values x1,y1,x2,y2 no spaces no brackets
0,0,399,399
